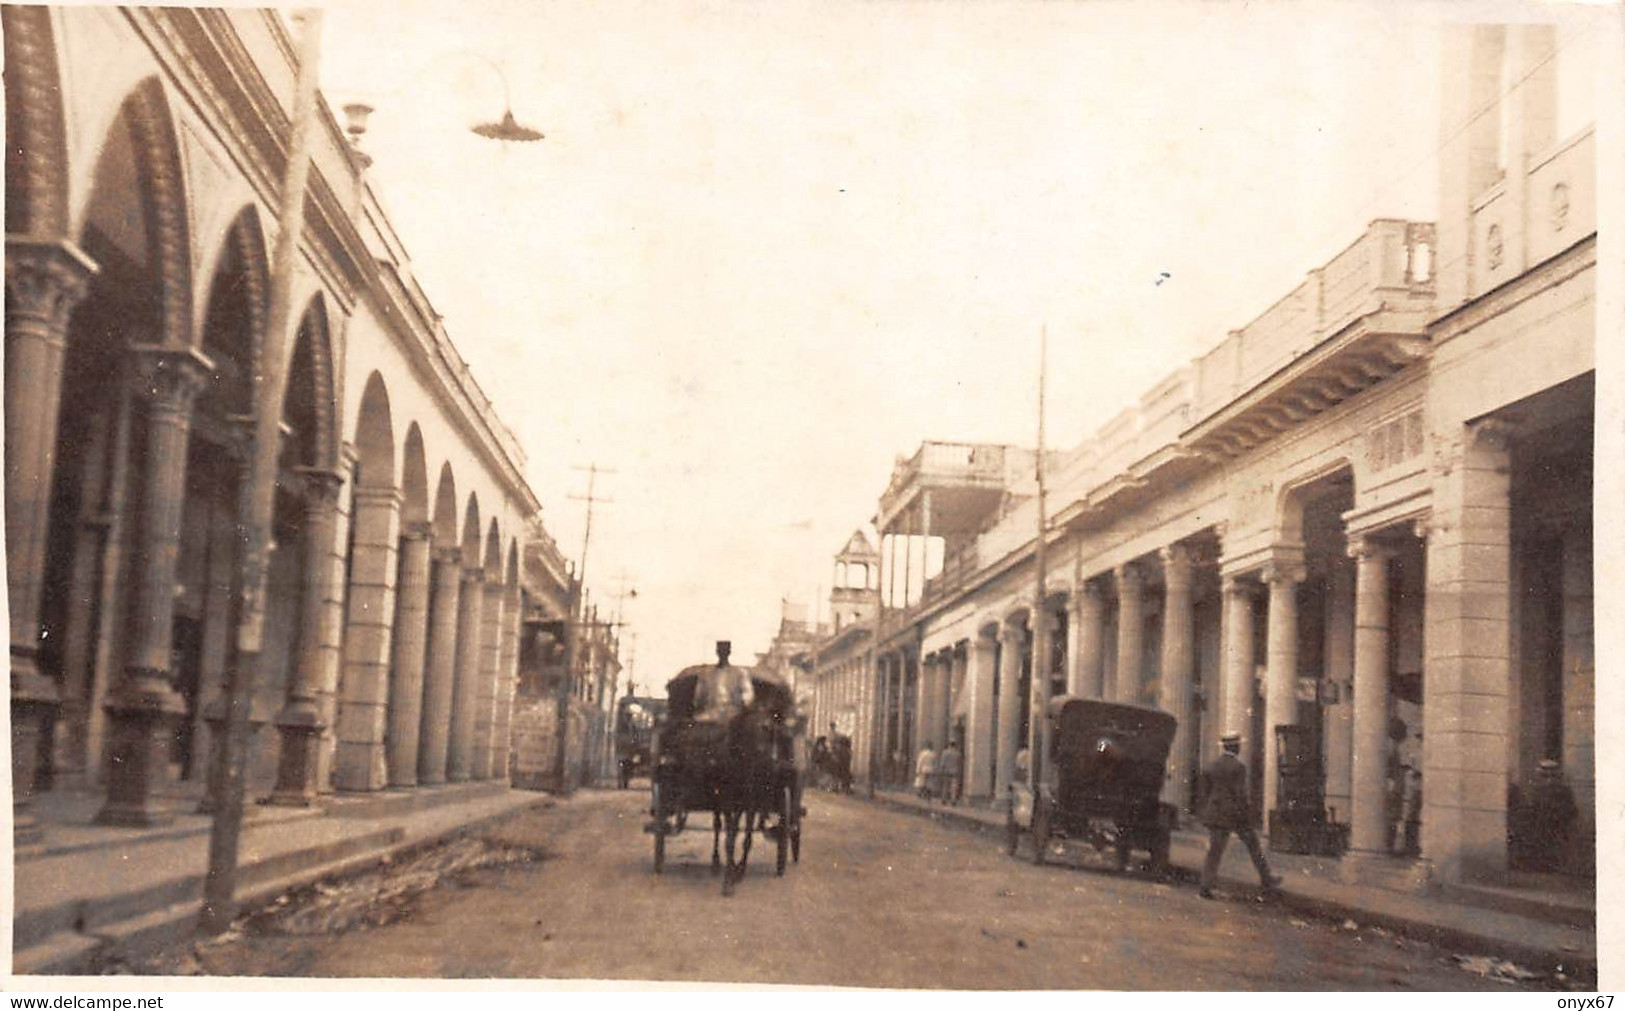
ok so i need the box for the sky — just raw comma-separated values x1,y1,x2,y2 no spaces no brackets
313,0,1456,691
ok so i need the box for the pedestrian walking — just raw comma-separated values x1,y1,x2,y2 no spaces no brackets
1196,732,1281,899
936,739,963,805
914,741,938,800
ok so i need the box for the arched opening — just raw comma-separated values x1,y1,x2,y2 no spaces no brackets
432,464,458,549
36,78,199,801
3,6,70,237
400,425,429,529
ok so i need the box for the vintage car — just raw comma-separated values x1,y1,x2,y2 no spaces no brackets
1007,696,1178,874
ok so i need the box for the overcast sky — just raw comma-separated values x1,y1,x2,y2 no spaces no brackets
315,0,1458,689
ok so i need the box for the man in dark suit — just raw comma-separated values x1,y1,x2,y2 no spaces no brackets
1197,732,1282,899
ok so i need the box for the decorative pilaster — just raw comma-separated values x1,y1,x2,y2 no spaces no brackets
97,345,212,827
386,523,433,786
8,239,96,835
1262,559,1307,828
1159,544,1197,810
1114,563,1147,705
1349,536,1394,855
267,467,345,806
447,567,486,782
1421,418,1516,880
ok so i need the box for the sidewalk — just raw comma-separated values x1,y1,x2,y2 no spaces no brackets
13,780,554,975
864,788,1596,978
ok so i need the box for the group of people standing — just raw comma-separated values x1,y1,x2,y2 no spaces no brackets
912,739,963,805
811,725,854,794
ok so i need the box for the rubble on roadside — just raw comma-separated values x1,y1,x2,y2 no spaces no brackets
104,835,547,975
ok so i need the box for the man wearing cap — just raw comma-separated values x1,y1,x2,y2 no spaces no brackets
1196,732,1281,899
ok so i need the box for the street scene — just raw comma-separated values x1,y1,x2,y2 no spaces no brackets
107,790,1580,990
3,0,1612,994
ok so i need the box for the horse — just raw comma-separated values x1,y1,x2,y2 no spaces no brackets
713,696,789,896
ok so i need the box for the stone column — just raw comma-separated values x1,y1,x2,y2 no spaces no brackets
1323,557,1357,823
1262,560,1307,829
1421,419,1515,880
1070,581,1104,698
914,655,936,757
1159,544,1197,809
1031,609,1060,770
267,467,346,805
447,567,486,781
385,523,433,787
950,646,969,744
1220,575,1259,761
492,581,522,780
335,485,401,791
995,623,1024,800
96,346,212,826
315,445,358,792
1349,536,1393,855
1115,563,1147,705
7,239,95,828
965,632,998,799
54,413,114,783
473,579,505,779
936,647,956,752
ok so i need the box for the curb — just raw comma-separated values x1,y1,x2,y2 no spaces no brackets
16,794,555,976
856,789,1598,981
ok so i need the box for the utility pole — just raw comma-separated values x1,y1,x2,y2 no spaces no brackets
200,8,324,935
1028,324,1050,793
553,464,614,792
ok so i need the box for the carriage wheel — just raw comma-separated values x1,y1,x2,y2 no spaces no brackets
652,779,667,874
776,784,792,876
1030,798,1050,867
790,779,803,864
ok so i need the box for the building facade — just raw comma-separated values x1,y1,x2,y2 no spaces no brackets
4,6,583,831
802,23,1595,887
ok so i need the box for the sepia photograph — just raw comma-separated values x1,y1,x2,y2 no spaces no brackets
3,0,1618,994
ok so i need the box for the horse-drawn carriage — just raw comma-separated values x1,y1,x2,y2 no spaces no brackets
646,642,804,893
615,695,666,789
1007,696,1178,874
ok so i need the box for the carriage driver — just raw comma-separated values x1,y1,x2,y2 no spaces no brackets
694,640,753,723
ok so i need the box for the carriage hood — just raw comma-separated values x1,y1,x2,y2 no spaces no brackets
664,664,795,722
1046,695,1177,807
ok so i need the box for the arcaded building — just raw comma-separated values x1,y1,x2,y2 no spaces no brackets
4,6,576,830
806,23,1595,887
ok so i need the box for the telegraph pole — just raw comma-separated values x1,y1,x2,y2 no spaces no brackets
1028,324,1050,793
199,8,324,935
553,464,614,792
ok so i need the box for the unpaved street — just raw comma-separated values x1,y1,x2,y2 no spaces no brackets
174,789,1555,989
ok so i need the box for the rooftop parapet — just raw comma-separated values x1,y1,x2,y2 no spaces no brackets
888,219,1439,610
875,441,1053,538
